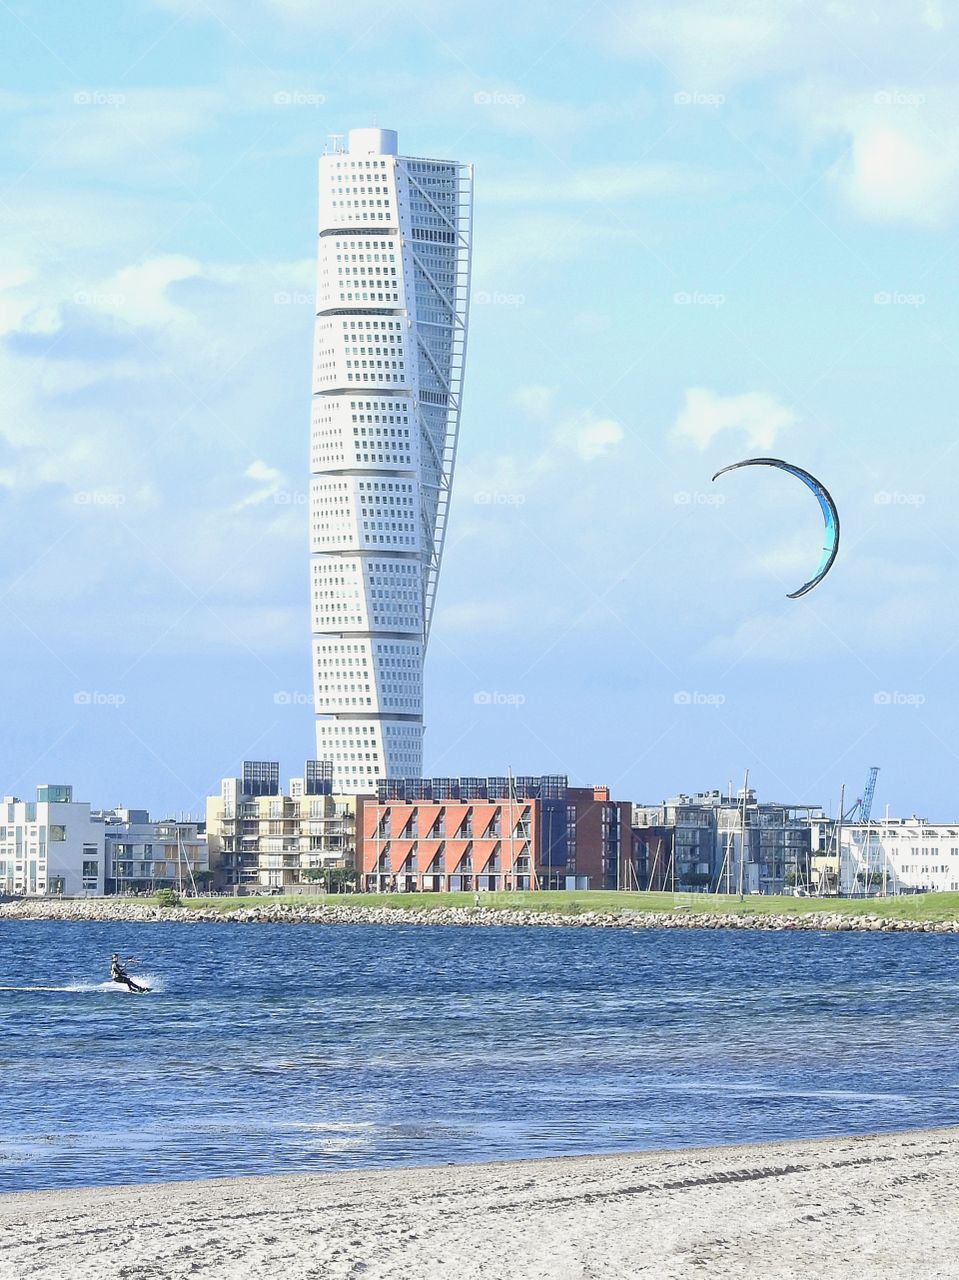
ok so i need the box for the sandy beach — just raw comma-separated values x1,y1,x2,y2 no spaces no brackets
2,1127,958,1279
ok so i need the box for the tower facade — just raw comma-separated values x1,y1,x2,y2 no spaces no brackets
310,127,472,793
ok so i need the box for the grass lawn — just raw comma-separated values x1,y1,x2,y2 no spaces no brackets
171,889,959,923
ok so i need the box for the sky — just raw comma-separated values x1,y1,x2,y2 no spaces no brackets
2,0,959,819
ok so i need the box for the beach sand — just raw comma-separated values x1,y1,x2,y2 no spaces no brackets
2,1127,958,1279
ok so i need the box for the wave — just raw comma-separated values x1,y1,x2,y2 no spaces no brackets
0,984,97,993
0,973,164,994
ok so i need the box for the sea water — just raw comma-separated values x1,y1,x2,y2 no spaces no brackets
1,919,958,1191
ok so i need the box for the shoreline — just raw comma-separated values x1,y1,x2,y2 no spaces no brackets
2,897,958,933
3,1127,959,1278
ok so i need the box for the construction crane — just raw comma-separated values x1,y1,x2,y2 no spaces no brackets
842,766,880,822
838,766,882,897
860,766,880,823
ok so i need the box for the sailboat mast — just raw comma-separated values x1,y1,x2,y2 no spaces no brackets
836,783,845,897
738,768,749,900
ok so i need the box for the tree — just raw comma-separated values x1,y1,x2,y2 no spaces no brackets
301,867,355,892
856,869,888,892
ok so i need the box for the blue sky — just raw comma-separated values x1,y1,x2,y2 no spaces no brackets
2,0,959,819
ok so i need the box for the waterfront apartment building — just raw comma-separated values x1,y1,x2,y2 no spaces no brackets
96,808,210,895
0,785,105,897
809,817,959,896
310,127,473,793
633,790,820,895
206,761,357,891
355,776,633,892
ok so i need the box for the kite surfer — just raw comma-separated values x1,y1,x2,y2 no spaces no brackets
110,953,148,993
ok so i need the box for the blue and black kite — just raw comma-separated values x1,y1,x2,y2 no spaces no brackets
711,457,840,599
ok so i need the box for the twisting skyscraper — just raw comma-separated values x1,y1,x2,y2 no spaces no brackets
310,128,472,793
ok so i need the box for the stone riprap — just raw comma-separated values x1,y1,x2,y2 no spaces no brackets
1,899,956,933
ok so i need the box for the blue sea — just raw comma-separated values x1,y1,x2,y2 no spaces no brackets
2,920,959,1192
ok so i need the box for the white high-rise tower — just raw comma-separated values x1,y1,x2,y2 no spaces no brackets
310,127,472,793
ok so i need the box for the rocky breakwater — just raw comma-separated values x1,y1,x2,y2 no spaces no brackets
1,898,958,934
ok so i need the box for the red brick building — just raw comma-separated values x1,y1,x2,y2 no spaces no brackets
355,777,634,892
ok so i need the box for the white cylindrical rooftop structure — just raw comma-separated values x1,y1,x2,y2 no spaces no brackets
348,127,398,156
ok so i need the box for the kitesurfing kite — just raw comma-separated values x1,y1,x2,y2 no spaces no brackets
711,457,840,599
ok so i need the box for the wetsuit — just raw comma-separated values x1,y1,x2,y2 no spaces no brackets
111,957,147,993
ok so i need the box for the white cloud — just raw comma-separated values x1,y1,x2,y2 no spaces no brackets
701,611,837,662
840,125,957,225
15,89,227,186
454,397,627,531
514,394,626,468
87,255,203,329
511,384,556,422
671,388,797,451
595,3,959,229
0,268,51,337
798,90,959,228
565,414,625,461
598,1,799,87
236,459,286,509
599,2,954,90
0,229,314,656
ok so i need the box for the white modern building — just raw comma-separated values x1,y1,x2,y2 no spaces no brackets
310,126,472,793
810,817,959,895
0,785,105,897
